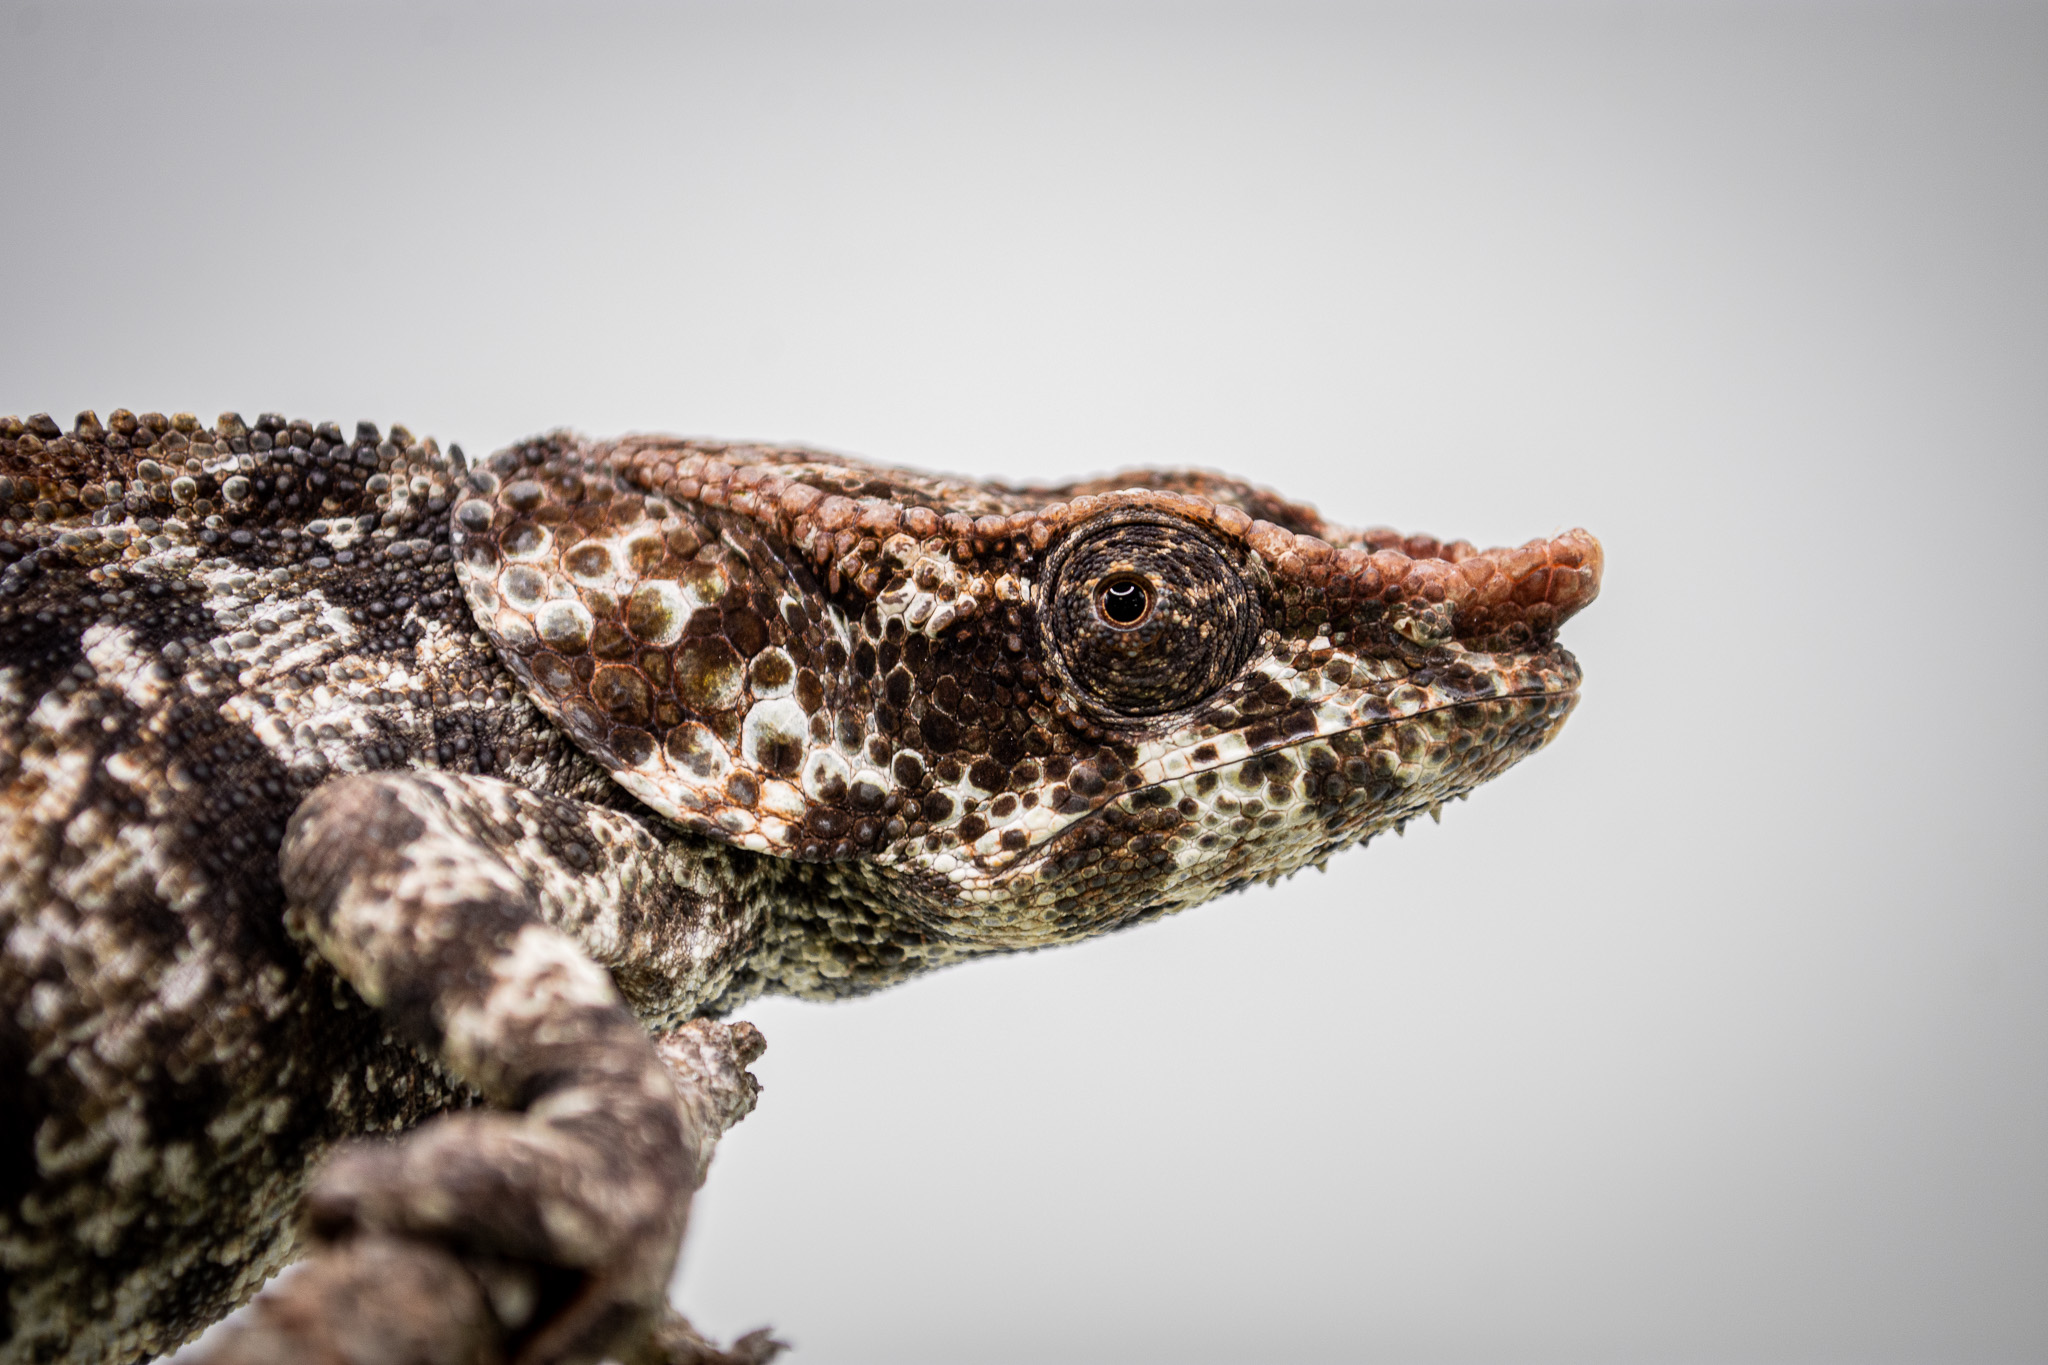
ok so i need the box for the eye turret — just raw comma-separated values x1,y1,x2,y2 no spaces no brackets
1039,511,1262,721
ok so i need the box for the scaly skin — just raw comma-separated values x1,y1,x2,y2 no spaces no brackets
0,408,1599,1364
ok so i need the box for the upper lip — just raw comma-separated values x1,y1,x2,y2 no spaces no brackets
981,654,1583,868
1150,661,1581,791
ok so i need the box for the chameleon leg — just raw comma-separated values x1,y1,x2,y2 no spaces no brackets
199,772,772,1365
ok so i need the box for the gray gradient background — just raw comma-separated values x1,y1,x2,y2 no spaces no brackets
5,3,2046,1362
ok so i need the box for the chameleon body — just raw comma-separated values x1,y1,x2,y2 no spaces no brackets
0,409,1599,1364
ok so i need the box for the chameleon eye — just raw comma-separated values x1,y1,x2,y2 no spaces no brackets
1041,511,1262,720
1095,576,1153,628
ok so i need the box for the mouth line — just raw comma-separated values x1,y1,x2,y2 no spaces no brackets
1124,680,1580,803
954,679,1580,879
941,679,1576,887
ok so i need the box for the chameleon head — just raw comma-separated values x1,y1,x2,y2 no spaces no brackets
454,436,1600,950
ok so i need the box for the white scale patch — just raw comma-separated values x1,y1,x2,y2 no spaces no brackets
310,517,370,553
748,647,795,699
79,623,172,713
740,698,806,769
802,748,850,800
869,535,1031,640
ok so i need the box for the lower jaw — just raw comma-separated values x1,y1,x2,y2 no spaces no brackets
914,685,1582,948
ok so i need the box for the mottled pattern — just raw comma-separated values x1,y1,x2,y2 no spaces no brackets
0,408,1599,1364
0,412,782,1364
453,434,1595,978
272,770,775,1361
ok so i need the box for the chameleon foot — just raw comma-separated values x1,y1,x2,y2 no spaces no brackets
222,774,774,1364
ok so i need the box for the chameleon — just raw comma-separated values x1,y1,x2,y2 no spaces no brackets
0,407,1600,1365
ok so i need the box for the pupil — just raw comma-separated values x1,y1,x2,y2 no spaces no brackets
1100,580,1149,625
